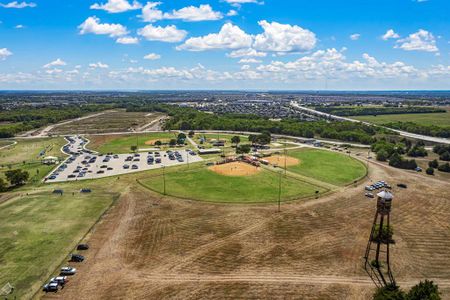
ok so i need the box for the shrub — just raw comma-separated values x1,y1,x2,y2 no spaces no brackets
407,280,441,300
437,163,450,173
426,167,434,175
428,159,439,169
439,151,450,161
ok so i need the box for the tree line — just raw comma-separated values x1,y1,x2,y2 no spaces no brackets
126,103,389,145
316,106,445,117
383,122,450,138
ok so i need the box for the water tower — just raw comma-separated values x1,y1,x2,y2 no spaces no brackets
364,190,396,288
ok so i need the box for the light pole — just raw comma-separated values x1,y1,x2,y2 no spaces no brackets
278,169,282,212
284,141,287,177
162,165,166,195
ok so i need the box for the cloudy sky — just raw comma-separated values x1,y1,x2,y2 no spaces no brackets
0,0,449,90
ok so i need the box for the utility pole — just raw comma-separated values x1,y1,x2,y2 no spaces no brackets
284,140,287,177
162,165,166,195
278,169,282,212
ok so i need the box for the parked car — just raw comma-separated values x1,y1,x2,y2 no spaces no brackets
43,282,59,293
123,164,130,169
50,276,68,286
365,193,374,198
132,165,139,170
77,244,89,250
60,267,77,275
70,254,85,262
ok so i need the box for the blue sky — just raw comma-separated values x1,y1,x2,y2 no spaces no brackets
0,0,449,90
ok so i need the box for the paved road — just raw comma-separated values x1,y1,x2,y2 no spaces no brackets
290,102,450,145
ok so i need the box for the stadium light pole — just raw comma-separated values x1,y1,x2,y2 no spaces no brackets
284,141,287,177
162,165,166,195
278,169,282,212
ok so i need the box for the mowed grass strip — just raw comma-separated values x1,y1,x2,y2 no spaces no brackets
0,190,115,299
287,149,367,186
350,110,450,127
140,167,325,203
89,132,179,154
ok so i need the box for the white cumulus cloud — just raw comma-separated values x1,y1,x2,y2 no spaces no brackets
43,58,67,68
90,0,141,13
177,23,252,51
0,1,36,8
138,24,187,42
78,16,128,37
89,62,109,69
395,29,438,52
227,48,267,58
144,53,161,60
238,58,262,64
253,20,317,53
140,2,222,22
116,36,139,44
350,33,360,40
0,48,12,60
382,29,400,40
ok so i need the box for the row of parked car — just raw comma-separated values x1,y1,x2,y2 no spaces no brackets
364,180,391,198
42,244,89,293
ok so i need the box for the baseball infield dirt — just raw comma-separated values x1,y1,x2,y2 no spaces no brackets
208,161,261,176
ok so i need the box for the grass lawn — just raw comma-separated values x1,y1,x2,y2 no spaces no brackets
0,188,116,299
0,137,67,166
0,139,15,148
140,166,325,203
287,149,367,186
350,110,450,127
88,132,182,154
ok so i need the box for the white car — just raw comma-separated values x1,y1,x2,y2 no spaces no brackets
60,266,77,275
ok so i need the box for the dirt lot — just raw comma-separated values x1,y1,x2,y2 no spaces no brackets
266,155,300,167
209,162,261,176
43,158,450,300
49,110,165,134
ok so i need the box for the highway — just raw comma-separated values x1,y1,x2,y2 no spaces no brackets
290,102,450,145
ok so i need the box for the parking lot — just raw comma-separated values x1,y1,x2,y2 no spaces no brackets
45,136,203,183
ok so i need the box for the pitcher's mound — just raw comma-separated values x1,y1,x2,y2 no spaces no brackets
209,161,260,176
266,155,300,167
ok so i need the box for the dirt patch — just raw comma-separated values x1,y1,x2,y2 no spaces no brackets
266,155,300,167
208,161,261,176
144,138,169,145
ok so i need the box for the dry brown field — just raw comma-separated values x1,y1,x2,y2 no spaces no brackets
42,157,450,300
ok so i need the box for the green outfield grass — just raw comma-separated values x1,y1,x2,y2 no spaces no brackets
287,149,367,186
350,110,450,127
140,166,326,203
88,132,183,154
0,187,116,299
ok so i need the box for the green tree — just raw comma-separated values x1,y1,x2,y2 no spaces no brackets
426,167,434,175
169,139,177,146
439,151,450,161
437,163,450,173
0,177,7,192
231,135,241,146
154,140,162,146
188,130,195,137
373,284,406,300
428,159,439,169
5,169,29,186
407,280,440,300
130,145,137,152
376,149,389,162
236,144,251,154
